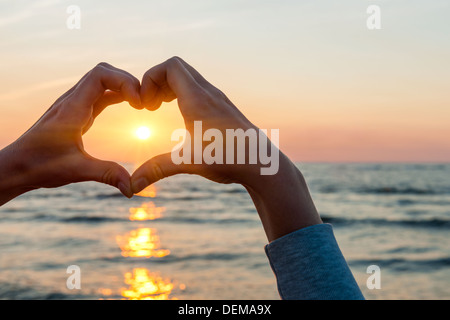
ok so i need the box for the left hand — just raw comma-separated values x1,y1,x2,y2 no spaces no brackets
0,63,141,205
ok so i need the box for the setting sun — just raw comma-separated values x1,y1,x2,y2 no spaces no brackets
136,126,151,140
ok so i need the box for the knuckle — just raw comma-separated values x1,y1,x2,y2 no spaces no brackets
96,62,110,69
166,56,182,68
211,87,228,101
142,69,152,80
169,56,182,63
92,62,109,74
143,68,157,83
131,76,140,88
46,104,63,120
62,97,77,110
192,87,214,107
101,164,116,185
204,87,224,104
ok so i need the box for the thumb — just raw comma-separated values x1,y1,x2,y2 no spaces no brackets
81,157,133,198
131,152,188,194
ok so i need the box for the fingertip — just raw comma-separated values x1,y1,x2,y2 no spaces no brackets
142,95,163,111
131,176,150,194
118,181,133,198
140,95,155,110
124,82,142,110
144,104,161,111
115,165,133,198
131,99,144,110
140,75,159,107
132,96,142,110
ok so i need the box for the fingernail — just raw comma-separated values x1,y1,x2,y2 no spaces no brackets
132,177,149,193
118,182,133,198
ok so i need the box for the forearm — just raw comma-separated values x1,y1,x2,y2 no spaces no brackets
0,142,35,206
244,153,322,242
244,156,363,299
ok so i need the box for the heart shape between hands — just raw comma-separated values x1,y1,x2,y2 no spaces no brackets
2,57,276,210
47,57,257,198
75,58,197,197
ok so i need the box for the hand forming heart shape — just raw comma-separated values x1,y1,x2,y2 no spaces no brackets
8,62,141,198
130,57,273,194
0,56,322,244
5,57,276,202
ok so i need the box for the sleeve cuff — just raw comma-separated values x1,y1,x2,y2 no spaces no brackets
265,223,364,300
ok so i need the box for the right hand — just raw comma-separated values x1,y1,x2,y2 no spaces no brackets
131,56,274,191
131,57,322,242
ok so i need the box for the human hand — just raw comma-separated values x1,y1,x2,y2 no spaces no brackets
131,57,321,241
0,63,141,205
131,56,273,190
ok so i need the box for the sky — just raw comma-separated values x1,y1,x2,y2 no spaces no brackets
0,0,449,163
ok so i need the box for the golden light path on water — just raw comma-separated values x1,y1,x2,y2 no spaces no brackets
116,227,171,258
129,201,165,221
135,184,157,198
121,268,175,300
99,184,185,300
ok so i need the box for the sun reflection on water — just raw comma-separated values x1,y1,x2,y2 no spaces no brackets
98,267,185,300
129,202,165,221
136,184,157,198
99,183,186,300
121,268,176,300
116,227,170,258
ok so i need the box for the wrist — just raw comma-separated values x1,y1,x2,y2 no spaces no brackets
243,154,322,242
243,152,304,198
0,142,37,205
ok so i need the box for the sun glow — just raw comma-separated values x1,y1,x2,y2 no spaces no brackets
129,202,165,221
116,227,171,258
121,268,176,300
135,126,151,140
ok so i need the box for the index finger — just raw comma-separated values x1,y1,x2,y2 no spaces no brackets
69,62,141,109
141,56,202,110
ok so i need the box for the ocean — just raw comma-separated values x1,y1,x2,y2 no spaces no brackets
0,163,449,300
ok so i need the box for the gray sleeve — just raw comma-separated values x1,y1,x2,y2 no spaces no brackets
264,223,364,300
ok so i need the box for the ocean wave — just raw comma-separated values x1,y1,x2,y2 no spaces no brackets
223,188,247,194
358,187,441,195
9,211,449,229
85,251,251,264
176,252,249,262
93,192,128,199
22,214,129,224
349,257,450,272
2,211,256,225
28,192,74,199
317,185,450,195
384,246,432,254
322,216,450,229
162,216,255,225
61,216,128,223
0,281,88,300
156,194,212,201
